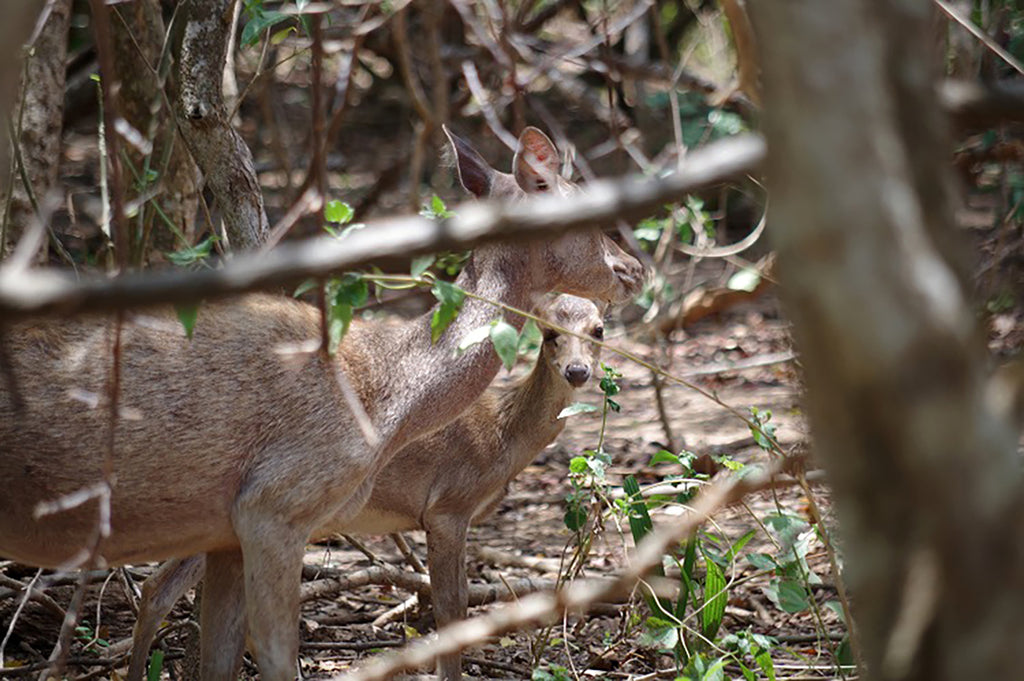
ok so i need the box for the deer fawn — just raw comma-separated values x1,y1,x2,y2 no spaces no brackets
0,127,643,681
125,294,605,681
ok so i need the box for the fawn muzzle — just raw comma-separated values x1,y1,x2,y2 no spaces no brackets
564,363,592,387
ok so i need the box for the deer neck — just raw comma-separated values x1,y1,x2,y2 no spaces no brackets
452,242,537,316
497,348,576,477
366,243,538,456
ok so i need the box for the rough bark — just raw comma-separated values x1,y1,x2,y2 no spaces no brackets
176,0,268,251
111,0,199,258
0,1,45,221
1,0,72,259
748,1,1022,680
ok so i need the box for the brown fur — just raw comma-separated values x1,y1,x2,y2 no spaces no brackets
125,295,604,681
0,127,642,681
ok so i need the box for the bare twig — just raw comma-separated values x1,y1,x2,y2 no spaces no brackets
460,61,518,151
88,0,129,271
934,0,1024,76
390,533,426,574
392,6,434,125
0,570,44,667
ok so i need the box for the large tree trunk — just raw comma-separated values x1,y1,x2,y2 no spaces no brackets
749,1,1022,679
111,0,199,260
1,0,71,260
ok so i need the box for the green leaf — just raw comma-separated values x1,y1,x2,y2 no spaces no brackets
432,195,446,215
327,307,352,355
174,303,199,340
569,456,589,474
724,528,757,564
765,577,810,613
606,398,621,413
456,324,491,355
702,658,727,681
334,273,369,307
727,268,761,292
639,616,679,652
430,280,465,343
748,407,778,450
823,599,847,626
166,235,216,267
293,278,319,298
241,10,288,47
599,375,620,397
716,454,745,471
420,194,455,220
517,318,541,353
650,449,680,465
270,26,295,44
146,649,165,681
623,475,655,545
746,552,777,571
490,320,519,370
701,549,728,640
563,498,587,531
411,254,435,279
324,199,354,225
754,647,776,681
557,402,599,419
327,274,368,354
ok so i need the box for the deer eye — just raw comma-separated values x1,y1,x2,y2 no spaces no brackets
593,326,604,341
543,329,559,343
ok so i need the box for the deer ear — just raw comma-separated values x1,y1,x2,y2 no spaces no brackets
514,127,559,193
444,125,494,198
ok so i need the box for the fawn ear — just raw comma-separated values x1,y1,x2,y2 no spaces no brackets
513,127,559,193
444,125,494,198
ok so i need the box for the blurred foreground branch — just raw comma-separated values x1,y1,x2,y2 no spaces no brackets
0,134,764,320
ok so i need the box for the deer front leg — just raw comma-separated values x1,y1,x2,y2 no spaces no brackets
425,513,470,681
127,556,206,681
199,550,247,681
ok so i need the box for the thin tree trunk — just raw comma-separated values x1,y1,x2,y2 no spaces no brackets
111,0,199,260
176,0,268,251
2,0,72,260
0,1,46,244
749,1,1022,679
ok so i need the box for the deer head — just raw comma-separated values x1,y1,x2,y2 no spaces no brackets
538,294,605,388
444,126,645,305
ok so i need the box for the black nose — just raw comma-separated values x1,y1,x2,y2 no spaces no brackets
564,364,591,387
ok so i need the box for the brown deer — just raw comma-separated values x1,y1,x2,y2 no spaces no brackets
0,127,643,681
125,294,605,681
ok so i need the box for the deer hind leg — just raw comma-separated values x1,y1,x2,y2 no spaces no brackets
199,550,247,681
235,515,307,681
425,513,470,681
127,556,206,681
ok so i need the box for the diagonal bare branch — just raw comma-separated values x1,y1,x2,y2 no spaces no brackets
0,134,765,320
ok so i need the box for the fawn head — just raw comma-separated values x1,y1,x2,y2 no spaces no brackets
444,125,645,305
538,294,605,388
